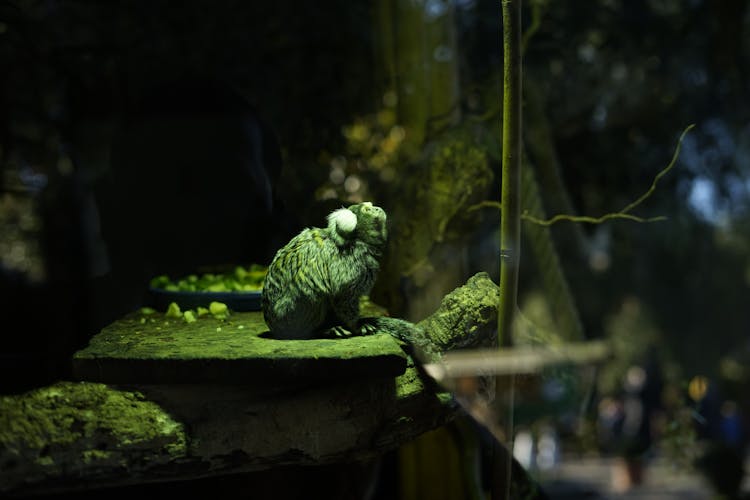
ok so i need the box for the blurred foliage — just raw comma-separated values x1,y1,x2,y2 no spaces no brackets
504,0,750,381
658,404,700,468
0,186,44,281
514,291,559,347
597,296,664,396
316,91,418,204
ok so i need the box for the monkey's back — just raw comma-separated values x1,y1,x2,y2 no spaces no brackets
261,227,336,338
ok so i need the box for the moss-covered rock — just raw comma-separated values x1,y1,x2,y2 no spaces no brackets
417,272,499,352
72,311,407,385
0,271,505,495
0,382,187,492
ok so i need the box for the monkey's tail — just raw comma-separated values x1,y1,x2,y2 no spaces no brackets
363,316,440,361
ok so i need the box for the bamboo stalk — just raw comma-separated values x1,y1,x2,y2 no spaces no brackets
498,3,522,499
498,0,522,349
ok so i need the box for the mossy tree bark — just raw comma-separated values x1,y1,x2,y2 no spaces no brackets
372,1,496,321
373,0,461,147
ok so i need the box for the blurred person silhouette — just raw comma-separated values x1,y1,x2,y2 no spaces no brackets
612,361,663,492
719,400,744,450
692,380,747,500
597,396,625,454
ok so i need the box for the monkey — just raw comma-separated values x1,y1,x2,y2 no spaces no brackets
261,202,387,339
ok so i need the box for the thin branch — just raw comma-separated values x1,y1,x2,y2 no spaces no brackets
527,123,694,226
619,123,695,215
521,212,667,226
468,200,503,212
468,124,695,227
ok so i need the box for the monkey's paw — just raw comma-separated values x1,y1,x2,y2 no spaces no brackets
357,319,379,336
324,326,355,338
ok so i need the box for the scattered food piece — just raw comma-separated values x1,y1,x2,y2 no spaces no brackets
165,302,182,318
209,301,229,319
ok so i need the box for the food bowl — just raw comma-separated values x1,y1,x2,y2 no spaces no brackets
147,265,266,312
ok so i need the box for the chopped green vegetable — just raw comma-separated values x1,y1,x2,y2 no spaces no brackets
183,310,196,323
196,306,209,317
165,302,182,318
149,265,267,293
209,301,227,314
149,275,171,288
209,302,230,320
140,307,156,315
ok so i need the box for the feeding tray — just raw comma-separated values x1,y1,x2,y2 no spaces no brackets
147,264,267,312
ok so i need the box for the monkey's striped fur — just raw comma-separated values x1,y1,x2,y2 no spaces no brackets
261,202,387,339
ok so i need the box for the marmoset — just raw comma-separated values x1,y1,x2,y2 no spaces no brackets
261,201,387,339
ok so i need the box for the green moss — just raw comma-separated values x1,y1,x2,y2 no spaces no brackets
395,363,426,399
77,311,407,364
0,382,187,468
359,295,389,317
417,272,499,351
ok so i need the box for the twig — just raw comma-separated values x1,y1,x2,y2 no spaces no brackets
468,124,695,227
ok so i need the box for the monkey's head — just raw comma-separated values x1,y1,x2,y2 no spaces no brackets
327,201,387,249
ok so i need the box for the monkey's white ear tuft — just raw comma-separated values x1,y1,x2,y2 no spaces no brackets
328,208,357,234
